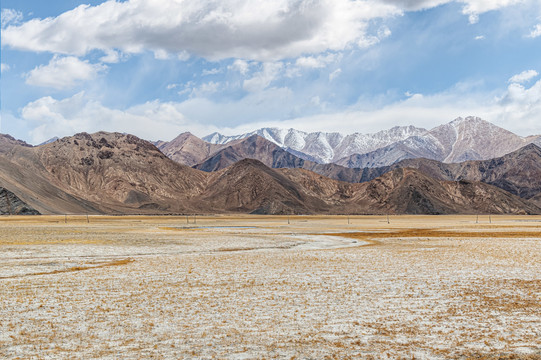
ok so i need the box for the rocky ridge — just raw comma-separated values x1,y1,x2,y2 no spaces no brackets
1,132,538,215
203,125,427,163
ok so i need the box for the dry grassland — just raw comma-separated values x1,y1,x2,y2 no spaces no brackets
0,214,540,359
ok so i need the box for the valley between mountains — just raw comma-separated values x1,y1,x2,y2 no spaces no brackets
1,117,541,216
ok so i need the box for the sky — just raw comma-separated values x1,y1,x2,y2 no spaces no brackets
1,0,541,144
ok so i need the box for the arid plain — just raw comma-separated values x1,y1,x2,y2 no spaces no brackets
1,215,540,359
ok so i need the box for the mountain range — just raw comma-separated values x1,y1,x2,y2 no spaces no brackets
1,117,540,215
203,124,427,164
201,117,541,167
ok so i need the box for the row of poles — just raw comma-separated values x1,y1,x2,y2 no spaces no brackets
50,213,494,224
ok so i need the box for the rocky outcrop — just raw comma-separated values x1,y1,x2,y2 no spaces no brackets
0,187,40,215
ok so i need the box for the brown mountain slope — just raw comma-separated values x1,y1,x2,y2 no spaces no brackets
2,131,538,215
0,134,32,154
198,159,331,214
34,132,209,213
192,134,385,182
2,132,210,214
159,132,228,166
195,134,307,172
0,152,102,214
351,168,540,215
379,144,541,205
278,167,540,215
160,132,541,211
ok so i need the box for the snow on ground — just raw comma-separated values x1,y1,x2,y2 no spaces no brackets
0,215,540,359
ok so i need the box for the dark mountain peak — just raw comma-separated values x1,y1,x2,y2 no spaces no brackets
47,131,163,158
0,134,33,154
511,142,541,155
226,157,271,171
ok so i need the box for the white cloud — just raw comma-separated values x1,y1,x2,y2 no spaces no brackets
296,53,340,69
221,78,541,136
509,70,539,84
329,68,342,81
20,92,216,144
1,9,22,28
460,0,524,23
474,35,485,40
243,62,284,92
202,68,221,76
15,73,541,145
99,50,122,63
529,24,541,38
2,0,400,62
192,81,221,97
380,0,450,11
25,55,107,90
384,0,528,24
357,25,393,48
1,63,10,73
228,59,251,75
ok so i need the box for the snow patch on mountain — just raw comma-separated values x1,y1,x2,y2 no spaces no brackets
203,126,427,163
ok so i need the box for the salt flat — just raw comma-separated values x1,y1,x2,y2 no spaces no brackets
1,215,540,359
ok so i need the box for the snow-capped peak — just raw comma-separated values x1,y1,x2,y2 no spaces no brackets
203,125,427,163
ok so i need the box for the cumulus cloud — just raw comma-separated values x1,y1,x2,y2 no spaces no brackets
243,63,284,92
529,24,541,38
15,72,541,145
1,9,22,28
461,0,524,23
18,87,297,143
495,77,541,134
202,68,221,76
509,70,539,84
295,53,340,69
384,0,526,23
1,63,10,73
20,92,214,144
25,55,108,90
2,0,400,62
228,59,251,75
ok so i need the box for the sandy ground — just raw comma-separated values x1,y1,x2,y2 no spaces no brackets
0,214,540,359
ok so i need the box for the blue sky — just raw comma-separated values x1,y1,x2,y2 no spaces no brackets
1,0,541,144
